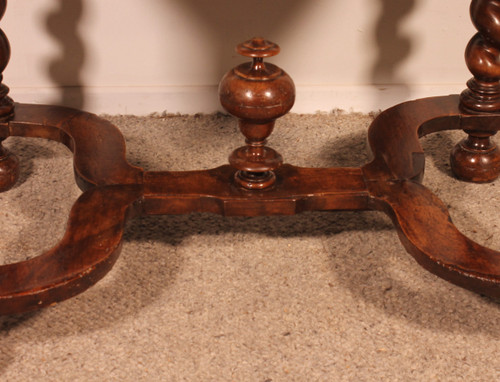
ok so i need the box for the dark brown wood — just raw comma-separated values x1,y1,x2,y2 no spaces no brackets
451,0,500,182
219,38,295,189
0,185,143,316
0,7,500,316
0,0,17,191
450,131,500,182
143,166,370,216
365,95,500,297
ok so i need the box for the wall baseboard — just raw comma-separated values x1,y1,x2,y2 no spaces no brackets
9,84,467,116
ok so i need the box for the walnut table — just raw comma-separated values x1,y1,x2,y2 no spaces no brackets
0,0,499,315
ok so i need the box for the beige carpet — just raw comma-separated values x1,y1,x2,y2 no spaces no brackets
0,111,499,381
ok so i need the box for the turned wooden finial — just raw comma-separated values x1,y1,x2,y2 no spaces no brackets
219,38,295,190
451,0,500,182
0,0,18,191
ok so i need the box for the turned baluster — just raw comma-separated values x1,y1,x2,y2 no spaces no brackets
219,38,295,190
0,0,18,191
451,0,500,182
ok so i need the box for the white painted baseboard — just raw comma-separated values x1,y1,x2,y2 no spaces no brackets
9,84,467,116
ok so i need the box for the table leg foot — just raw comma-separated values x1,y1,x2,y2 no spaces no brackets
450,132,500,182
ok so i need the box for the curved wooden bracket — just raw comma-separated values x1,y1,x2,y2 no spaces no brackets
0,184,143,315
0,95,498,315
7,103,143,189
371,180,500,298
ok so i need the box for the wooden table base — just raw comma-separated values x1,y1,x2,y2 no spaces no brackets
0,1,499,316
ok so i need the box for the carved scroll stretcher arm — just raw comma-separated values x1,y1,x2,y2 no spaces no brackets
365,95,500,297
0,104,144,315
0,185,143,315
5,103,143,188
371,180,500,297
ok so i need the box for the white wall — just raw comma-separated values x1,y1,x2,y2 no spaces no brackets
2,0,474,114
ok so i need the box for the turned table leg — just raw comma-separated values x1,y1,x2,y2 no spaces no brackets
451,0,500,182
0,0,18,191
